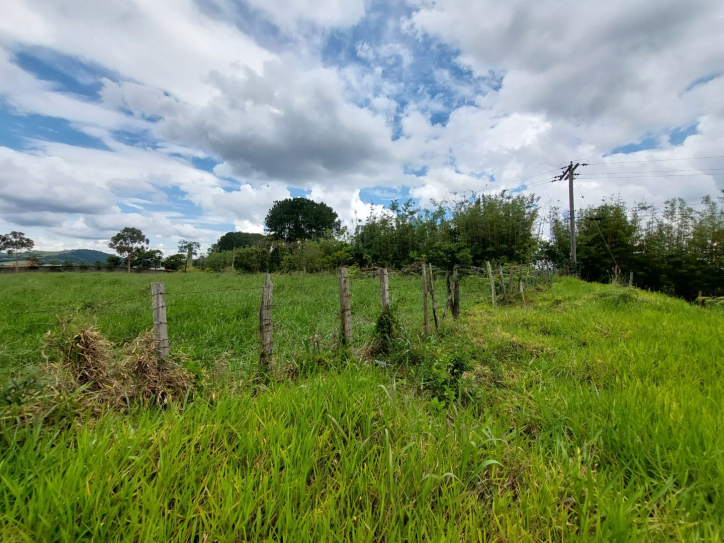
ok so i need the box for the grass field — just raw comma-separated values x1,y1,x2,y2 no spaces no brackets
0,273,722,541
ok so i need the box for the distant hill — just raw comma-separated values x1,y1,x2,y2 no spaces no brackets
0,249,114,266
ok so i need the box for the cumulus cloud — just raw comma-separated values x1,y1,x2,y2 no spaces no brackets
1,0,723,252
0,0,274,104
106,60,403,185
0,141,288,250
406,0,724,148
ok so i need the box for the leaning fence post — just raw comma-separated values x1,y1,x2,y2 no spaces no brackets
260,274,274,370
452,267,460,321
428,263,439,331
421,263,430,335
151,282,169,361
339,267,352,345
379,267,390,310
486,261,497,307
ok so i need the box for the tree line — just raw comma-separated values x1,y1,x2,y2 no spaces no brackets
197,193,724,299
544,195,724,299
201,192,542,272
3,192,722,299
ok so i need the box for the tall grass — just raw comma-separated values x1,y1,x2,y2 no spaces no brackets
0,273,722,540
0,271,489,373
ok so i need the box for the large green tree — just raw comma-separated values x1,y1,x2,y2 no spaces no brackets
108,228,149,273
265,198,341,242
163,254,187,271
210,232,265,252
135,249,164,269
0,231,35,273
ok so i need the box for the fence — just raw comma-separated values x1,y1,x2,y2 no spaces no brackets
0,263,555,372
0,266,168,275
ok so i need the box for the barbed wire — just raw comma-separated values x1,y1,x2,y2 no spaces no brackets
166,286,262,296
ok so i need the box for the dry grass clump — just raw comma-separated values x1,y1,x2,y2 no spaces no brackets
42,325,195,411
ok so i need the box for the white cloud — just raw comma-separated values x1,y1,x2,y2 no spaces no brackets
243,0,365,30
0,141,290,250
1,0,723,253
0,0,275,104
406,0,724,149
129,60,403,186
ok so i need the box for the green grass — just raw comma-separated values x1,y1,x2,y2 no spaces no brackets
0,271,481,373
0,273,722,541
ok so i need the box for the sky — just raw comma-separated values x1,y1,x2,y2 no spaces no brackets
1,0,723,254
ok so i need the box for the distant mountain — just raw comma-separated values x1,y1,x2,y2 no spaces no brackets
0,249,114,265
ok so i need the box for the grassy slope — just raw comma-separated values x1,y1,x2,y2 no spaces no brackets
0,275,722,541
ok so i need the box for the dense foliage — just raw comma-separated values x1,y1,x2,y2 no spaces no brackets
351,192,539,269
265,198,341,242
199,191,722,298
210,232,265,252
544,196,724,298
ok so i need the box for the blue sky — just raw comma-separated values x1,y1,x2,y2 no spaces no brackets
1,0,723,253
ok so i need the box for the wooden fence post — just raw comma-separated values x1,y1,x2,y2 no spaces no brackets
698,290,703,307
428,263,439,331
629,271,634,287
339,267,352,345
151,282,169,361
518,266,524,293
260,274,273,368
452,267,460,321
509,265,516,296
486,261,497,307
379,267,390,310
443,271,452,320
499,266,506,301
421,263,430,335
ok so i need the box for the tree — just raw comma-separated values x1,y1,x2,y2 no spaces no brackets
427,242,473,270
210,232,265,252
0,231,35,273
135,249,164,269
163,254,187,271
106,255,122,268
178,239,201,271
265,198,341,242
108,228,149,273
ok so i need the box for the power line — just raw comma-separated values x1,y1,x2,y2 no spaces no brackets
584,168,724,175
580,155,724,166
578,174,723,180
482,166,564,193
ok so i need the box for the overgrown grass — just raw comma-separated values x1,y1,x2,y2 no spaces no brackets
1,273,722,540
0,271,489,376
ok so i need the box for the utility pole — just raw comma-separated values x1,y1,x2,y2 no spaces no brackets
557,162,580,263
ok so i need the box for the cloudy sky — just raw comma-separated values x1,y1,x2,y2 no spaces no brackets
1,0,723,253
